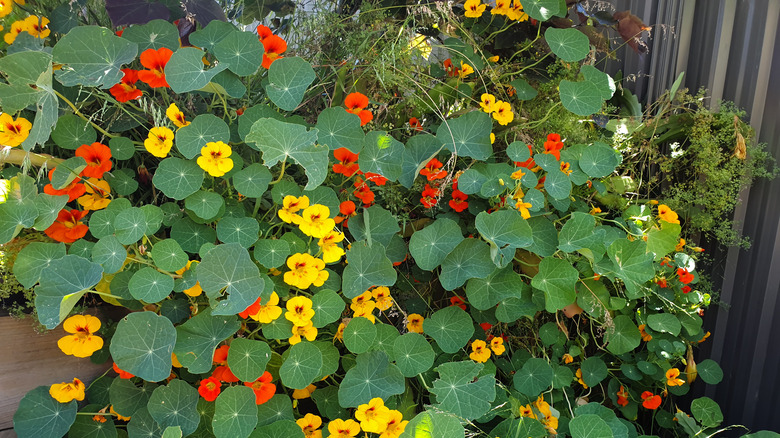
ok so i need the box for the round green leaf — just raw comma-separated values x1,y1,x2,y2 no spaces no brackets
153,157,205,200
148,379,200,436
338,351,405,407
67,403,117,438
13,386,77,438
232,163,272,198
344,317,377,354
109,137,136,160
228,338,273,382
582,65,616,100
89,208,117,239
531,257,578,312
151,239,188,273
122,20,180,52
213,30,264,76
127,406,163,438
50,113,97,150
34,254,103,329
409,218,464,271
114,207,147,245
558,211,600,253
189,20,236,52
52,26,138,88
106,168,139,196
697,359,723,384
545,28,590,62
109,378,156,420
256,395,294,427
513,358,553,397
342,241,397,299
580,142,619,178
510,79,538,101
437,111,492,160
266,57,316,111
33,194,68,231
358,131,405,182
569,414,613,438
439,238,493,291
691,397,723,428
13,242,66,289
310,289,345,328
347,205,400,248
185,190,225,220
92,235,126,274
313,341,341,381
51,156,86,190
475,210,533,249
647,313,682,336
166,47,228,94
129,267,174,302
212,386,258,438
544,168,572,200
316,107,365,151
393,333,435,377
424,306,474,353
581,357,608,387
431,361,496,421
560,79,604,116
605,315,641,355
173,308,240,374
198,243,265,315
160,298,190,324
217,216,259,248
280,342,323,390
522,0,561,21
400,411,465,438
171,218,216,253
110,311,177,382
175,114,230,159
466,266,526,311
253,238,290,269
250,420,305,438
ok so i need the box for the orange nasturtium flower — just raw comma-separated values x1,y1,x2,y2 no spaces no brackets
137,47,173,88
420,184,439,208
45,209,89,243
332,147,360,176
0,0,15,18
464,0,486,18
166,103,190,128
76,142,113,178
470,339,491,363
409,117,423,131
575,368,588,388
328,419,361,438
658,204,680,224
666,368,686,386
420,158,447,181
256,24,273,41
449,189,469,212
57,314,103,357
49,378,86,403
109,69,143,102
638,324,653,342
543,133,564,160
262,34,287,69
334,200,357,223
407,314,424,333
677,268,695,284
343,92,373,126
641,391,662,410
355,397,392,434
245,371,276,405
239,296,264,319
285,295,316,325
617,385,630,406
562,353,574,364
197,141,234,177
296,413,323,438
198,377,222,401
278,195,310,224
112,362,134,379
77,178,111,211
0,113,32,147
293,383,317,400
144,126,175,158
211,365,239,383
213,344,230,365
43,168,86,202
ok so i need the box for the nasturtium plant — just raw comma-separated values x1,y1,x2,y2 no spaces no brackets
1,2,741,438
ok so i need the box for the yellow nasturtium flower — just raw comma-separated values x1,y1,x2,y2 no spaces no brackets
479,93,497,113
658,204,680,224
355,397,392,434
666,367,686,386
327,419,360,438
250,291,283,323
289,321,318,345
278,195,310,224
49,378,86,403
144,126,174,158
463,0,486,18
318,230,345,263
490,337,505,355
458,61,474,79
372,286,393,311
57,314,104,358
378,410,408,438
23,15,49,38
77,178,111,211
166,103,190,128
298,204,336,238
350,290,375,313
470,339,491,363
284,253,328,289
285,295,315,325
492,100,514,125
197,141,234,177
296,413,323,438
0,113,32,147
407,314,424,333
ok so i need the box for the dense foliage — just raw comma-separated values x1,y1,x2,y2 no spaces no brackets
1,1,774,438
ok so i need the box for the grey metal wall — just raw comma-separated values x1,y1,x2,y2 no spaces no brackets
614,0,780,432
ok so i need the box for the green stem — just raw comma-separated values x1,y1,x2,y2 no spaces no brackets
53,90,116,139
269,158,288,185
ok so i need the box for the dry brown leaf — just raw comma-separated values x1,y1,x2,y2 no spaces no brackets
614,10,651,53
734,115,747,159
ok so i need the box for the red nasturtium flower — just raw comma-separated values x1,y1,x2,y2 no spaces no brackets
420,158,447,181
43,168,86,202
213,345,230,366
112,362,134,379
677,268,694,284
109,69,143,102
450,296,467,310
261,34,287,69
256,24,273,41
76,142,113,178
409,117,422,131
45,209,89,243
137,47,173,88
244,371,276,405
239,297,263,319
543,133,564,160
480,322,493,332
335,200,357,225
641,391,662,410
198,377,222,402
211,365,239,383
617,386,630,407
682,285,692,294
420,184,439,208
443,58,460,77
344,92,373,126
515,143,536,169
363,172,388,186
353,178,375,206
449,189,469,212
333,148,360,176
